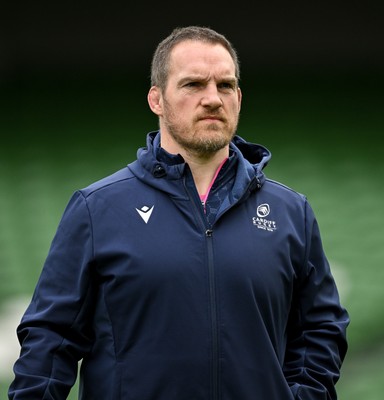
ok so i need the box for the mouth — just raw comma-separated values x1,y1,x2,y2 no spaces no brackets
199,115,224,123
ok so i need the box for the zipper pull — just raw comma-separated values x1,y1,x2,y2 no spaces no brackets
205,229,213,237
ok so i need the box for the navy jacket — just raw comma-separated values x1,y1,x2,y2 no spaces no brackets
9,132,349,399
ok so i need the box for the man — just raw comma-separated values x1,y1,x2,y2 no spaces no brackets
9,26,349,399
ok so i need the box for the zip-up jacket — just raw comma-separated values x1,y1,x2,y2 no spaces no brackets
9,131,349,400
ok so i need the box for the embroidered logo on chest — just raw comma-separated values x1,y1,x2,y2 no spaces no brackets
252,203,277,232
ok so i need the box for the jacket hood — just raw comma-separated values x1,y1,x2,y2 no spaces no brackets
128,131,271,200
231,134,271,178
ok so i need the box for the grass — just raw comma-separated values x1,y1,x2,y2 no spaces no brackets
1,71,383,399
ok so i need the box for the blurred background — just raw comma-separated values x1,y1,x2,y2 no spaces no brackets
1,1,383,398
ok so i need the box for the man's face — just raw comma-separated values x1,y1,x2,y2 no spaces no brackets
150,40,242,157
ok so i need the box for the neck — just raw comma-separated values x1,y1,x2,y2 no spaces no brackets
183,150,229,196
160,133,229,196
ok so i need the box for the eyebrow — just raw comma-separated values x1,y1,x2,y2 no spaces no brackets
178,75,238,86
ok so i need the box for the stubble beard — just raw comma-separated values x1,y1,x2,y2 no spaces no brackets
162,101,239,157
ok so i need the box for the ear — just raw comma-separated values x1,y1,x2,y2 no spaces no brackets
147,86,163,116
237,87,242,112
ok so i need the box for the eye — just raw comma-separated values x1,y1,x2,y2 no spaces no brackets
184,81,202,88
218,82,236,90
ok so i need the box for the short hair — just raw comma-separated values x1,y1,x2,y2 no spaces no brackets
150,26,240,92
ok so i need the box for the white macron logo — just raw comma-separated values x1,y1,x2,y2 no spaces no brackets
136,205,154,224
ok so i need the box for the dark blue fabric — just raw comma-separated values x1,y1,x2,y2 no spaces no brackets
9,131,349,400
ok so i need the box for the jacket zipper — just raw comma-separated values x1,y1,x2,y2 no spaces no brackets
205,228,219,400
184,177,220,400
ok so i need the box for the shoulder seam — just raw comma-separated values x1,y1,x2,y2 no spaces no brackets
80,169,136,198
265,178,307,199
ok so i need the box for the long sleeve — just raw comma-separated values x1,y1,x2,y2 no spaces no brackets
283,200,349,400
9,191,96,399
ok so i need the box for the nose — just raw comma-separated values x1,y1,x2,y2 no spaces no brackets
200,84,223,108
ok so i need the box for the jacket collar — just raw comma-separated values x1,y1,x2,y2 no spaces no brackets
128,131,271,199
